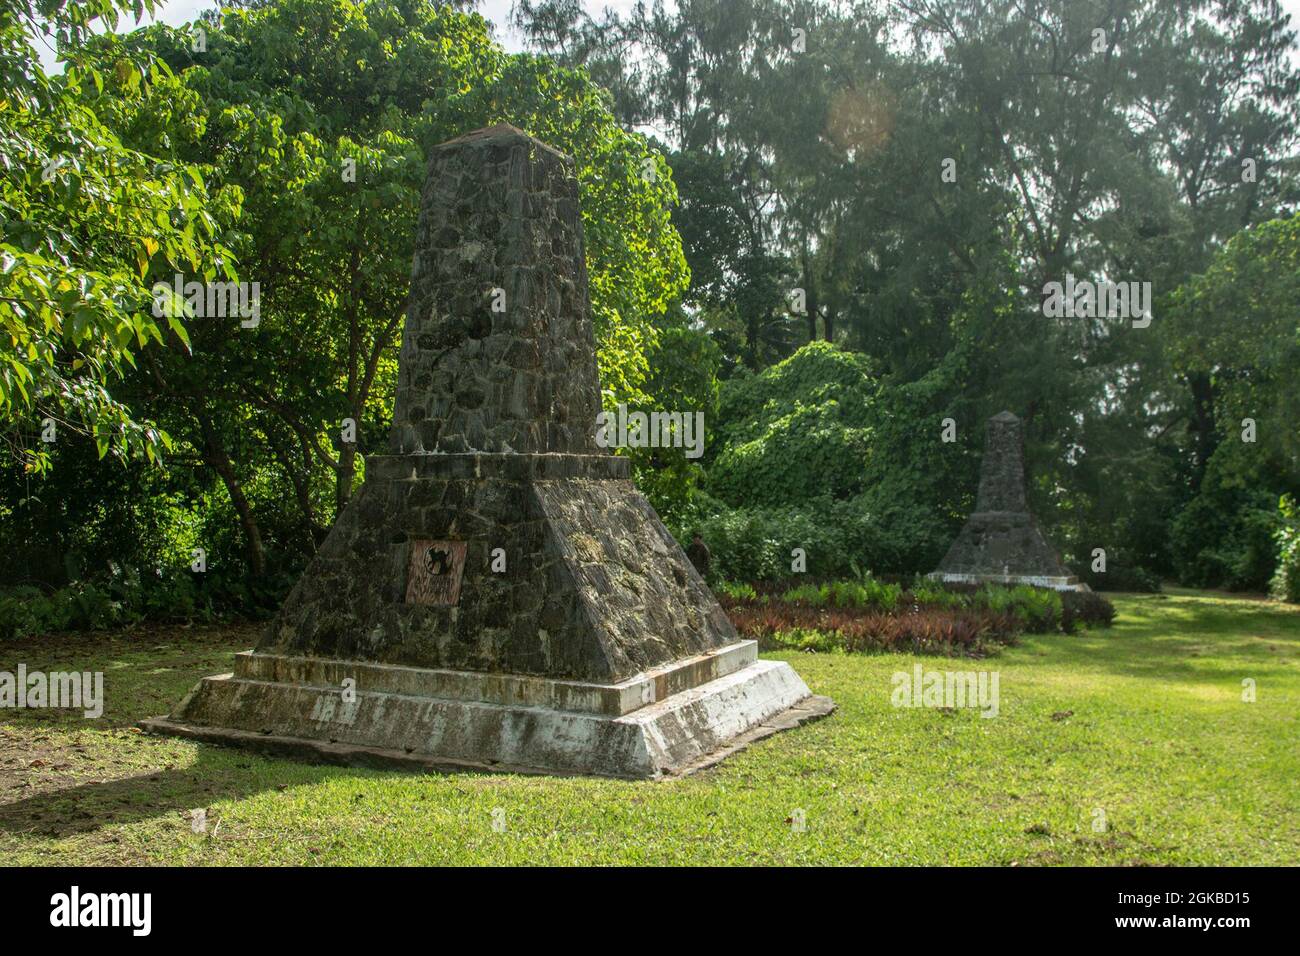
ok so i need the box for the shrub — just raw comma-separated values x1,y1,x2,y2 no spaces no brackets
720,577,1100,654
694,500,850,582
724,595,1021,657
1271,495,1300,603
907,577,969,609
1171,488,1279,592
831,577,902,611
1077,556,1163,593
0,586,69,639
690,496,953,583
778,577,903,611
714,580,758,602
1061,590,1117,630
743,605,1006,656
0,565,226,639
973,584,1062,633
780,583,826,605
0,582,127,638
709,343,878,508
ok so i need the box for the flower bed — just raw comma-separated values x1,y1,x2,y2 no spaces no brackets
717,578,1114,657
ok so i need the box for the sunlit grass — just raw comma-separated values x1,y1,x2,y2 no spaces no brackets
1,592,1296,865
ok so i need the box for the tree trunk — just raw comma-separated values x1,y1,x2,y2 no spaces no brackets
336,440,357,512
199,415,267,577
269,430,325,551
1188,371,1217,490
801,245,819,342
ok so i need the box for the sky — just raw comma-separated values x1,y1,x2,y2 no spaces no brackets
34,0,603,66
35,0,1300,69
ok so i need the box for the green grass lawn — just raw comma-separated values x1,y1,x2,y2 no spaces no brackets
1,591,1296,865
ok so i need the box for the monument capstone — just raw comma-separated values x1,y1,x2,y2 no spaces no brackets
930,411,1087,591
143,124,832,778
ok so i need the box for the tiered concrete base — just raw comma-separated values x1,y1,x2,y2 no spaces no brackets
141,640,833,779
927,571,1090,592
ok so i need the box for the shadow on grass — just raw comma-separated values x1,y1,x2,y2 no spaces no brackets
0,745,355,839
1,621,261,729
0,622,338,840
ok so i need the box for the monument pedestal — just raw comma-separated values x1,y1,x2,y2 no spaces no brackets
146,450,832,778
140,641,829,779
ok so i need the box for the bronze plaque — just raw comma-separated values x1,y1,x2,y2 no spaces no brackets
405,539,467,606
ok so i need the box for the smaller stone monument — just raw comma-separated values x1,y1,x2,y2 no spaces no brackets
930,411,1087,591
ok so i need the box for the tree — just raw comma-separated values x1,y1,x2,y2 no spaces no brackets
1162,212,1300,589
513,0,1300,588
0,0,237,473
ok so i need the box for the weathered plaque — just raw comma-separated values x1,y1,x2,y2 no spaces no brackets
405,539,467,606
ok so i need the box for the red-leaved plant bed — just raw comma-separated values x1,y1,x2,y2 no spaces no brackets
722,600,1019,658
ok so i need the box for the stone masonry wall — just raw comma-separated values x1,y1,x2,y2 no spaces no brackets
388,125,602,456
973,411,1029,513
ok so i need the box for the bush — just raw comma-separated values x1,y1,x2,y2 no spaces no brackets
687,495,953,583
714,580,758,602
718,577,1109,655
908,576,972,609
1170,488,1279,592
973,584,1062,634
696,341,965,583
1061,590,1117,630
709,343,878,508
729,603,1011,657
0,565,229,639
1271,495,1300,603
1077,554,1163,593
779,578,902,611
0,582,127,638
0,586,68,639
719,577,1108,654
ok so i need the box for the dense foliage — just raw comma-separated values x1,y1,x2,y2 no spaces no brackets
1272,495,1300,603
0,0,236,472
2,0,1298,626
1,0,697,603
521,0,1300,597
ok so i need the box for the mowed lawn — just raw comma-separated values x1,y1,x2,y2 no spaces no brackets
0,591,1296,866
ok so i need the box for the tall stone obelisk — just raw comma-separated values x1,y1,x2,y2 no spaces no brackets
930,411,1086,590
144,125,831,777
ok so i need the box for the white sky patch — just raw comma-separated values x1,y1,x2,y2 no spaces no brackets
35,0,657,70
36,0,1300,71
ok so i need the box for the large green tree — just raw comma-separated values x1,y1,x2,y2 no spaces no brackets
0,0,237,473
1162,212,1300,590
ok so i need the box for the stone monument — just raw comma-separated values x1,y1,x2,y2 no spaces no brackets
143,125,832,778
929,411,1087,591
